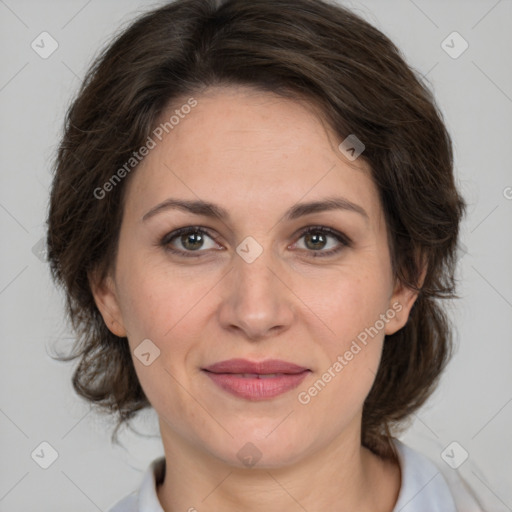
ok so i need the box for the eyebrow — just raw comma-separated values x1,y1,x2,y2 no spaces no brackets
142,196,369,223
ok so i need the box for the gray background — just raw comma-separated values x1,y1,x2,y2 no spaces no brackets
1,0,511,510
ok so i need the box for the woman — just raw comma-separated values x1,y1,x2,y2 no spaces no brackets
46,0,483,510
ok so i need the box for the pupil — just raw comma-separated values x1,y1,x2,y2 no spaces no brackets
183,232,203,250
305,232,326,250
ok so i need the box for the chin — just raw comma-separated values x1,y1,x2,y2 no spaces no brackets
207,422,315,470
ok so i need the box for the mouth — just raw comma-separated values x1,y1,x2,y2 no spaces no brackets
202,359,311,401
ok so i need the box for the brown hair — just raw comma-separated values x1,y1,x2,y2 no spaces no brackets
47,0,465,457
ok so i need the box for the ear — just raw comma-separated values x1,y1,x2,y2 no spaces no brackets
384,260,427,336
88,269,127,337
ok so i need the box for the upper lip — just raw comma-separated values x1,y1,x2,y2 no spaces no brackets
203,358,309,374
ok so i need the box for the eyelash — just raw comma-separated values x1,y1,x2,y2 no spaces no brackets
159,225,352,258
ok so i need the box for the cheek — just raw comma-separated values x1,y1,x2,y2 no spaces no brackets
295,271,389,430
299,263,393,348
294,261,392,406
115,265,205,410
115,259,221,401
116,258,203,340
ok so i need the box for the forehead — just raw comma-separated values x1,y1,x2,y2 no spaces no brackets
125,86,382,224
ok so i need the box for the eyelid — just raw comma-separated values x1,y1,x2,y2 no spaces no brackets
160,226,219,246
294,225,352,246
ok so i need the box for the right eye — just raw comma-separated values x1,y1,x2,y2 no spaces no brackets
160,226,223,257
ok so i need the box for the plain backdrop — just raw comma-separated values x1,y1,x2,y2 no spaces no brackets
1,0,511,510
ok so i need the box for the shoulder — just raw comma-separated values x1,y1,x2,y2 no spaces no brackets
392,439,484,512
106,457,166,512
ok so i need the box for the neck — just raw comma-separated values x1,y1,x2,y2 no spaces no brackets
156,421,401,512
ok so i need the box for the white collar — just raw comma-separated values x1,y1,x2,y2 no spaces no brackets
392,439,457,511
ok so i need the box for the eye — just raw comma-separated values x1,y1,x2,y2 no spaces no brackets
292,226,351,257
160,225,351,259
160,227,221,257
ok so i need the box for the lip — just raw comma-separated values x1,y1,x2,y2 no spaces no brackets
204,358,309,375
202,359,311,401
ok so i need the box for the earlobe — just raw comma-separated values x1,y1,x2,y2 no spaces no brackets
88,270,127,337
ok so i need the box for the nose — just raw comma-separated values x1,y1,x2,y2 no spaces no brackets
217,246,295,342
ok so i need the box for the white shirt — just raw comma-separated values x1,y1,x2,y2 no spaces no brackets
107,439,483,511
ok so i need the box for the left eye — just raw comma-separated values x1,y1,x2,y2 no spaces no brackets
292,226,350,257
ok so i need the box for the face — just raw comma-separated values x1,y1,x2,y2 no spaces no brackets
92,86,418,468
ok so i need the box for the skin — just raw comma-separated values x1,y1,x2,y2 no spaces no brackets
91,86,422,511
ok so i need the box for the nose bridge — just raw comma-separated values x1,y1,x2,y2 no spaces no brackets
234,233,280,293
236,247,276,297
217,238,294,340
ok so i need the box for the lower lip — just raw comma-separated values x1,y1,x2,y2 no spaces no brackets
203,371,310,401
